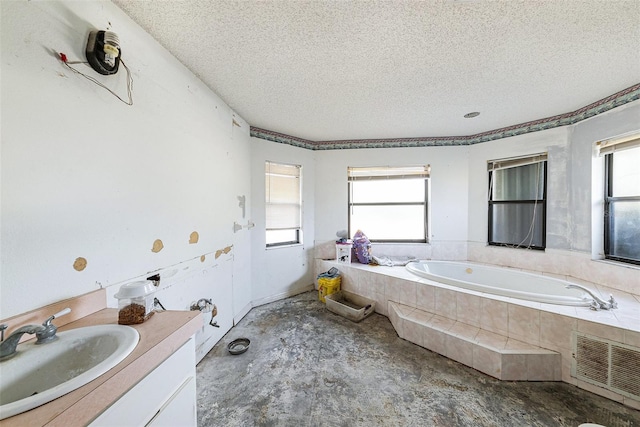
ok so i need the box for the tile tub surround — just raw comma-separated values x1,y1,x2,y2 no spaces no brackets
468,243,640,297
0,292,203,426
388,301,562,381
316,260,640,409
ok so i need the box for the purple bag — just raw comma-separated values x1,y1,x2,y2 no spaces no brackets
352,230,372,264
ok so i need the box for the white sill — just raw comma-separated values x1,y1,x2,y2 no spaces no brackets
371,242,431,246
266,243,304,250
592,258,640,271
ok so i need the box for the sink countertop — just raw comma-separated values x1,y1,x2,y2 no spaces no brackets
0,308,203,427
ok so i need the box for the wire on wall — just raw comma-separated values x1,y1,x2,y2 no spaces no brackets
59,52,134,106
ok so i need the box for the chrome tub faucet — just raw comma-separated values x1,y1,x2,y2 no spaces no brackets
565,284,618,310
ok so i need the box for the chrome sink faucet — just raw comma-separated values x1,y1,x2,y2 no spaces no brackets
0,308,71,360
565,284,618,310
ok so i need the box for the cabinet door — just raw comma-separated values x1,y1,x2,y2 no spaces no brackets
90,339,196,426
146,376,196,426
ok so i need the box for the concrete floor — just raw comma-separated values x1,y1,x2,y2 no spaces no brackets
196,291,640,427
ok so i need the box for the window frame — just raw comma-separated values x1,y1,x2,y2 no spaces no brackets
603,149,640,265
265,161,302,248
487,155,547,250
347,166,429,243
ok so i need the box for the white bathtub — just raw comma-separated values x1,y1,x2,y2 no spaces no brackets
406,261,592,306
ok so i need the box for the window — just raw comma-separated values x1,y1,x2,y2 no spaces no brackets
348,166,429,242
265,161,301,247
601,134,640,265
488,154,547,249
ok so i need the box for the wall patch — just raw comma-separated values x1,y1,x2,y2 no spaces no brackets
214,245,233,259
200,255,206,262
189,231,199,244
152,239,164,253
73,257,87,271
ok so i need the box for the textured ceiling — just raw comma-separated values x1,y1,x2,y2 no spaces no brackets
113,0,640,142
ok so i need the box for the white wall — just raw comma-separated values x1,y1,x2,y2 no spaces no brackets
467,127,570,247
312,103,639,295
230,118,254,322
3,1,637,323
250,138,316,305
466,101,640,295
570,101,640,253
0,1,252,324
467,101,640,254
314,146,469,260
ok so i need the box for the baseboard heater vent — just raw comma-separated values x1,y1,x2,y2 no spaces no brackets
573,332,640,400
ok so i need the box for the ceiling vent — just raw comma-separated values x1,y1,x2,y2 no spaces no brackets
573,332,640,400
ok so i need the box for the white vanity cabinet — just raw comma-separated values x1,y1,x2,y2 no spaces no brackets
90,338,197,427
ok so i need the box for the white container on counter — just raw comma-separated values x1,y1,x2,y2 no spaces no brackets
114,280,157,325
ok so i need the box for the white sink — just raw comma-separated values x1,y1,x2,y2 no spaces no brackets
0,324,139,420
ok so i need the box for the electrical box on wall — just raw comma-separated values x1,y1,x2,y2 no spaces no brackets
86,30,121,75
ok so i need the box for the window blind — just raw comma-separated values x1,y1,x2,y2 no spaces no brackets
487,153,547,171
348,165,430,181
598,132,640,156
265,161,301,230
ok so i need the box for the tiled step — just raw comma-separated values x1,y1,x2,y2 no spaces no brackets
388,301,561,381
